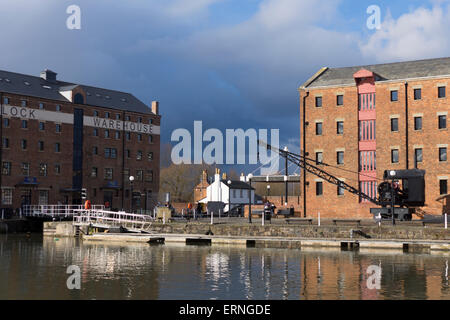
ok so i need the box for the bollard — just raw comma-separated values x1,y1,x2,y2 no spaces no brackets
446,213,448,230
318,212,320,226
163,211,166,225
262,210,265,226
211,211,214,225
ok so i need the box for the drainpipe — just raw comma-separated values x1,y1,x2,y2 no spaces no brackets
302,90,309,218
0,91,3,210
405,82,409,169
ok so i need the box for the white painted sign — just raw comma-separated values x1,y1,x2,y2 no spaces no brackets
1,105,160,135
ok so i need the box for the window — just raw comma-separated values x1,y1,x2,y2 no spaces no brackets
391,90,398,102
105,148,111,158
39,163,47,176
414,148,423,164
337,151,344,165
315,122,323,135
126,132,131,141
104,129,110,138
337,182,345,196
21,120,28,129
439,147,447,162
115,131,120,139
315,96,322,108
55,143,61,153
116,114,120,120
138,117,142,123
414,117,422,130
21,163,30,176
149,119,153,125
2,162,11,176
438,86,446,98
111,148,117,159
137,134,142,141
3,138,9,148
38,190,48,205
126,149,131,158
21,139,27,150
137,150,142,160
39,122,45,131
3,97,9,104
391,118,399,132
148,152,153,161
2,189,12,205
125,115,131,121
93,146,98,155
74,94,84,104
316,181,323,196
149,135,153,143
104,168,113,180
337,121,344,135
21,100,27,107
137,170,144,181
91,167,98,178
316,152,323,164
55,124,61,133
124,168,130,179
3,118,9,127
439,115,447,129
93,110,99,117
56,105,61,111
38,141,44,151
440,180,448,195
336,95,344,106
145,170,153,182
93,128,98,137
414,89,421,100
55,164,61,175
39,103,44,110
105,112,110,119
391,149,399,163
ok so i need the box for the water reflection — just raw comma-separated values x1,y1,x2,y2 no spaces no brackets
1,234,450,300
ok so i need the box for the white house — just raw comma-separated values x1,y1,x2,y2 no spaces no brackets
199,169,255,212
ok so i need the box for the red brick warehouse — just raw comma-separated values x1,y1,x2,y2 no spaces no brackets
299,57,449,218
0,69,161,212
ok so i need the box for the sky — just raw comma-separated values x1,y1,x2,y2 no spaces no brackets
1,0,449,173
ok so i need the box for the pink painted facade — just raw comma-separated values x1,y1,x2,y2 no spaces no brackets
354,69,377,201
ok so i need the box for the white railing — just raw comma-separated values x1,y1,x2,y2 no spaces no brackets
23,204,105,218
73,209,154,232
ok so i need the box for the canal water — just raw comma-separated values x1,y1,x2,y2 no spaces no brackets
1,234,449,300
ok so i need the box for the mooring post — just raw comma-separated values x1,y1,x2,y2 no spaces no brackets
211,211,214,225
445,213,448,230
163,211,166,225
318,212,321,226
262,209,265,226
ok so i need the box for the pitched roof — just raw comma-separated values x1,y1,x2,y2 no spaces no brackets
220,180,254,190
0,69,152,114
302,57,450,88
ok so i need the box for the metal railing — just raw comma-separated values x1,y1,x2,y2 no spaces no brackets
23,204,105,218
73,209,154,232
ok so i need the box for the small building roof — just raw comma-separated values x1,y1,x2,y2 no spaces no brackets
221,180,255,190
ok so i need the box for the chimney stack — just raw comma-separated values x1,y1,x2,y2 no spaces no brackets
151,101,159,115
40,69,57,83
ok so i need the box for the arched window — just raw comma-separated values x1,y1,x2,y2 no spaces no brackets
74,93,84,104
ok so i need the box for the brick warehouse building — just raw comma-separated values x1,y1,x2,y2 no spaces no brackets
299,57,449,218
0,69,160,212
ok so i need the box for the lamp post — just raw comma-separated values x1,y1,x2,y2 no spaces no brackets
227,180,232,219
267,185,271,199
247,174,253,224
129,175,135,213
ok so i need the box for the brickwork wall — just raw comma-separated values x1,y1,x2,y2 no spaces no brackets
1,92,161,211
300,76,449,218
